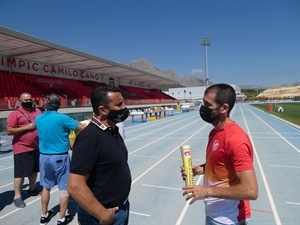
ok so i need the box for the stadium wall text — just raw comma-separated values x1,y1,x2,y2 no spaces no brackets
0,55,151,88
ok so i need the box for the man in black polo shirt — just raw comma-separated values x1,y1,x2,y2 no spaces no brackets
68,86,131,225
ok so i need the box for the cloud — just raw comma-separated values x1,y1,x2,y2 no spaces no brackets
190,68,204,76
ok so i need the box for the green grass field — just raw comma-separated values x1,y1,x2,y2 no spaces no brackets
250,102,300,126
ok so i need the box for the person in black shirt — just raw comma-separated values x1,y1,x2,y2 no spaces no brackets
68,86,131,225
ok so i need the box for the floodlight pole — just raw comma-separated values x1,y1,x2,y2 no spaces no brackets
201,37,211,89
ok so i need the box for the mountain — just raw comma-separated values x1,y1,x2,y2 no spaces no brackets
239,84,267,90
129,58,298,89
128,58,208,87
239,82,300,90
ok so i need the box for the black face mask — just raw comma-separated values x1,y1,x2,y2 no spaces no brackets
20,101,33,108
199,105,221,123
107,107,130,123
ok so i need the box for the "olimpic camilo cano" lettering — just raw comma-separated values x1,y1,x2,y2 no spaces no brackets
0,56,101,81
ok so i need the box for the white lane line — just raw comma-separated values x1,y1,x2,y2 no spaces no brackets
129,118,207,156
241,104,282,225
131,123,208,184
269,165,300,169
142,184,182,191
0,174,40,189
251,132,299,134
129,211,151,217
0,165,13,171
125,112,199,135
246,105,300,153
132,155,158,159
0,182,13,189
126,113,199,143
250,137,298,139
0,155,13,161
0,188,58,219
286,202,300,205
175,175,203,225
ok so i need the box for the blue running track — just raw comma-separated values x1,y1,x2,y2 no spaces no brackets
0,103,299,225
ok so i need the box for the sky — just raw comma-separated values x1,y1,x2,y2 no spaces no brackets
0,0,299,87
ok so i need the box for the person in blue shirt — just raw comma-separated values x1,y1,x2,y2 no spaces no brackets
36,93,85,225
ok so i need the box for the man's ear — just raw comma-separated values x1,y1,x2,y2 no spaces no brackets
222,103,229,114
98,105,108,116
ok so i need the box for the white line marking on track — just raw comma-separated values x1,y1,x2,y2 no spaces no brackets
131,123,208,183
0,165,13,171
126,114,200,143
242,104,282,225
250,136,295,139
246,105,300,153
269,165,300,169
132,155,158,159
129,211,151,217
0,182,13,189
175,175,203,225
142,184,182,191
251,132,299,135
129,118,207,156
286,202,300,205
0,155,13,161
0,188,58,219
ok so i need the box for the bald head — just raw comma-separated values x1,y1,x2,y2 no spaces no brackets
19,92,33,109
19,92,32,101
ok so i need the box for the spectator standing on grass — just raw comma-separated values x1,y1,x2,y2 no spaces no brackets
35,93,85,225
181,83,258,225
6,92,42,208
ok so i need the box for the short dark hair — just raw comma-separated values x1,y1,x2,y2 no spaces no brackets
91,86,121,116
205,83,236,114
45,93,61,110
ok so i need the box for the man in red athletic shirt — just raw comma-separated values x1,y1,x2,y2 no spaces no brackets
181,83,258,225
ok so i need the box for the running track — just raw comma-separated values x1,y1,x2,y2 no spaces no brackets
0,103,299,225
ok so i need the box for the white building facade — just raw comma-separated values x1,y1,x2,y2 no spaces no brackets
168,84,242,101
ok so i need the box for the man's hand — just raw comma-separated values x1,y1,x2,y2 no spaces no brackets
182,185,209,205
180,165,203,181
99,206,119,225
6,122,36,135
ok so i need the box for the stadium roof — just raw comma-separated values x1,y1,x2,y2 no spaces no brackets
0,26,180,86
